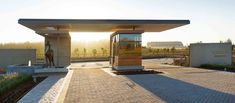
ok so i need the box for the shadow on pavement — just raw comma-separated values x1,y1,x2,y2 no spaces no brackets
125,74,235,103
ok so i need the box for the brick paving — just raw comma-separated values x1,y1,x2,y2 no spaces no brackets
142,59,235,103
63,60,235,103
64,68,163,103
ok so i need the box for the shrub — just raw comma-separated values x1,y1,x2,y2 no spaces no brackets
0,73,31,95
200,64,235,72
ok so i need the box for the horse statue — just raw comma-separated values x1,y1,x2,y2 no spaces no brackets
45,41,55,67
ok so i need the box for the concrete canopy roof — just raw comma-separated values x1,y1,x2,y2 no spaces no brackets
18,19,190,36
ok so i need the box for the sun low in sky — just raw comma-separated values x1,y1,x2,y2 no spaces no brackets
0,0,234,45
70,32,110,42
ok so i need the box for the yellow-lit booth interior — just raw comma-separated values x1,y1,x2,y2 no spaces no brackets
110,30,144,71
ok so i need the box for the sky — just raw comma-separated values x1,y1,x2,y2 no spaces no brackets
0,0,235,46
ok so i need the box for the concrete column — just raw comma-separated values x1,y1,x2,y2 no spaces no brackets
45,33,71,67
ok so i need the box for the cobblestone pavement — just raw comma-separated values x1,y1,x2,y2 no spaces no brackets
63,59,235,103
64,68,163,103
142,59,235,103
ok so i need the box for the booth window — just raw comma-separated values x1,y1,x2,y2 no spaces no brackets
118,34,142,56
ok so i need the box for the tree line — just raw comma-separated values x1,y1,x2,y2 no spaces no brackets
0,40,110,59
0,40,233,59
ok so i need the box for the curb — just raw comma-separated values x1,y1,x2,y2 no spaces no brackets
54,69,74,103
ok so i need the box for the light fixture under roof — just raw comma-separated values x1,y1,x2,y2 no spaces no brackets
46,27,56,30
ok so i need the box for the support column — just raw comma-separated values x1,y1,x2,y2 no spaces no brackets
45,33,71,67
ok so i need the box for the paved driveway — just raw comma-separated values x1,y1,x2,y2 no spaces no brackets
62,59,235,103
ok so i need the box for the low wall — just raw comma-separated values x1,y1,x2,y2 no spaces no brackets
7,64,43,74
189,43,232,67
0,49,36,68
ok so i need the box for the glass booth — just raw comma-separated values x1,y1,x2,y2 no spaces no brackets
110,30,144,71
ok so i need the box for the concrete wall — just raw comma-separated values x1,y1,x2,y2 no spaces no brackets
45,34,71,67
0,49,36,68
189,43,232,67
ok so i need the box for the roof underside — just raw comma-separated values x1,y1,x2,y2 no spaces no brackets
18,19,190,36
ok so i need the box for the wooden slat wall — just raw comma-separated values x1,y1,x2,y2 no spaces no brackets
114,56,142,66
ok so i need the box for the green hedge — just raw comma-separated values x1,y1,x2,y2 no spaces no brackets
200,64,235,72
0,74,31,95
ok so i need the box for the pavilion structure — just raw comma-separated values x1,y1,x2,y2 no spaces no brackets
18,19,189,70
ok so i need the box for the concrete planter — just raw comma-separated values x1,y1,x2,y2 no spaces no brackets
7,64,44,75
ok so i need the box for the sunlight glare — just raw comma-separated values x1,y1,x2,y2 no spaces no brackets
70,32,110,42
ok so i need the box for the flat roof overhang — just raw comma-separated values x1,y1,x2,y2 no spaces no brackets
18,19,190,36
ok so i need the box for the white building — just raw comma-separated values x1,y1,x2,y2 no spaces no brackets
147,41,184,49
